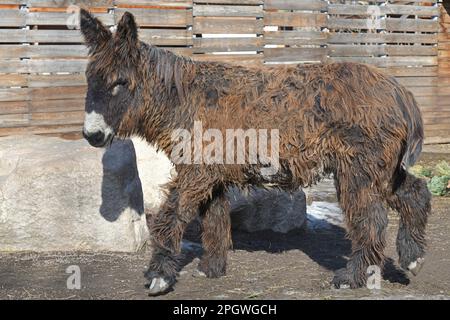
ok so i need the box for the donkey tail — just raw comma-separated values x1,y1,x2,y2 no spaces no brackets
396,88,424,170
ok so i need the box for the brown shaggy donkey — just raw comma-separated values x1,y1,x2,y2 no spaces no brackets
80,10,431,295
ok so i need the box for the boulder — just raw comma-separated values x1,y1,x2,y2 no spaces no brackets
0,135,148,252
0,135,307,252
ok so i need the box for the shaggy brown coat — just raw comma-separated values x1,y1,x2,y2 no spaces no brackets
80,10,431,294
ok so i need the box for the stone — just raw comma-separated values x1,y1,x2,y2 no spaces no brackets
0,135,307,252
0,135,148,252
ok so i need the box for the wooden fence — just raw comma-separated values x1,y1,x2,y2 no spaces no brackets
0,0,448,142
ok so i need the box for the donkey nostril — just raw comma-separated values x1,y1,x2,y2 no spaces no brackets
84,130,105,146
90,131,104,143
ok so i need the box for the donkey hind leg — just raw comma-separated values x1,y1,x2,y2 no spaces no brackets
332,173,388,289
387,171,431,276
197,191,232,278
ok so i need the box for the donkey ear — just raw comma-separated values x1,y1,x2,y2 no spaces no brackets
116,12,138,45
79,8,112,53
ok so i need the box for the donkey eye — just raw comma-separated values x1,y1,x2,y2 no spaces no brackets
111,85,121,96
111,80,127,96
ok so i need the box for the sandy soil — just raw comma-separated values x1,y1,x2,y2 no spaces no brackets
0,148,449,300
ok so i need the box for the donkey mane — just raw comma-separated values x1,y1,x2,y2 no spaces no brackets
146,44,195,102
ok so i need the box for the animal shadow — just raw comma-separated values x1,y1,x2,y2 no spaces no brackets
181,219,409,286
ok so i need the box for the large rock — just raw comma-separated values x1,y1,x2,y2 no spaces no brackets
0,135,148,252
0,135,307,252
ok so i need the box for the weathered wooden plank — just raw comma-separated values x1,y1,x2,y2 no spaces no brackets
415,96,438,107
191,53,262,66
115,0,192,6
264,0,326,11
328,4,439,17
0,88,30,102
328,44,437,57
265,12,326,27
26,11,114,26
264,30,327,45
26,12,114,26
0,30,27,43
0,46,26,59
422,111,450,119
384,66,438,77
386,18,439,33
423,116,450,125
329,56,438,67
438,32,450,42
0,113,29,127
26,45,87,58
30,99,84,113
0,74,27,87
30,110,84,125
264,47,327,63
193,5,262,17
438,42,450,50
424,135,450,145
0,29,192,45
193,37,262,53
0,101,28,115
436,86,450,95
30,86,86,101
423,123,450,131
396,76,438,87
0,124,83,136
328,18,439,32
27,0,113,7
115,8,192,27
328,33,437,44
139,29,193,46
328,0,437,3
158,47,191,56
0,1,24,4
0,45,88,59
28,74,86,87
194,0,260,4
0,59,87,73
193,17,263,34
0,30,83,43
436,76,450,85
408,86,439,97
0,9,25,26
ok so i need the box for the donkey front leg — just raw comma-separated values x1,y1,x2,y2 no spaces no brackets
145,178,217,296
198,190,232,278
145,185,183,296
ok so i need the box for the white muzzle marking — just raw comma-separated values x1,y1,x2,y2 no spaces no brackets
83,111,113,137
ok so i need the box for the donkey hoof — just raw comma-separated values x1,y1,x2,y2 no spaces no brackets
197,257,226,278
407,257,425,276
145,273,175,296
192,269,207,278
332,268,361,289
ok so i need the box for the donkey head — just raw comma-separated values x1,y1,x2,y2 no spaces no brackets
80,9,141,147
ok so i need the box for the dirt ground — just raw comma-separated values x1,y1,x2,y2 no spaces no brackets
0,146,449,300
